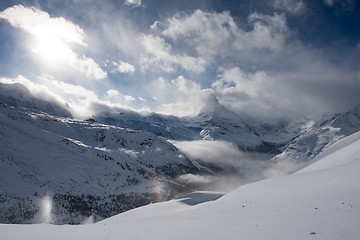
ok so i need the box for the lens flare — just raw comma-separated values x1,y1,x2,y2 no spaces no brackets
151,180,169,202
41,195,53,223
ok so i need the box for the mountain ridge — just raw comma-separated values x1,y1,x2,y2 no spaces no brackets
0,81,360,224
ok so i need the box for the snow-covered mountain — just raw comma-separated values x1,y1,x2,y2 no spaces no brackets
94,95,296,154
273,105,360,163
0,101,212,224
1,82,359,225
0,82,72,118
2,129,360,240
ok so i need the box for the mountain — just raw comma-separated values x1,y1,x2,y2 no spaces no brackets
272,105,360,163
93,95,296,154
0,82,72,117
2,130,360,239
0,102,211,224
1,82,360,225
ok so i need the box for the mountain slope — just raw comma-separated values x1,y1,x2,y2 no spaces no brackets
0,103,210,224
273,105,360,163
2,130,360,240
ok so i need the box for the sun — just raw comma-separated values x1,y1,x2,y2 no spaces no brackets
33,37,70,61
32,33,75,62
30,22,82,63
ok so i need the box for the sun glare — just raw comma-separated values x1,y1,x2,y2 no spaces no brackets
33,37,72,61
31,26,77,63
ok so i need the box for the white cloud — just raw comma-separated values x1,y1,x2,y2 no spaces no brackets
2,4,358,120
173,140,286,187
106,89,120,97
161,10,288,52
241,12,288,51
160,10,238,58
152,75,215,116
177,174,214,185
76,56,107,80
133,9,360,118
0,5,86,46
124,95,136,102
141,10,289,75
106,89,137,105
140,34,207,73
211,62,360,120
112,61,136,74
0,75,101,117
124,0,142,8
0,5,107,80
0,74,149,119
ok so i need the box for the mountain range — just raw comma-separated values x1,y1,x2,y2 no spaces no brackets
2,119,360,240
0,82,359,224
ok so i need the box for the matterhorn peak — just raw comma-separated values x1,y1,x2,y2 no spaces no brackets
198,93,239,120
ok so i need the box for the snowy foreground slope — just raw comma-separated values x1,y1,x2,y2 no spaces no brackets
2,131,360,240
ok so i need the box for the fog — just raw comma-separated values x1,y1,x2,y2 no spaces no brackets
173,140,299,192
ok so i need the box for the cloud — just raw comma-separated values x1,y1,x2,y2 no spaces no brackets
106,89,120,97
177,174,214,185
140,34,207,73
76,56,107,80
151,76,215,116
138,9,290,78
112,61,136,74
0,74,133,118
138,10,290,78
273,0,307,14
124,0,142,8
141,9,359,119
157,10,288,55
159,10,238,59
212,62,360,120
323,0,355,11
323,0,334,6
0,5,107,80
173,140,297,191
0,5,86,46
173,140,247,167
124,95,136,102
242,12,288,51
106,88,137,105
1,3,358,120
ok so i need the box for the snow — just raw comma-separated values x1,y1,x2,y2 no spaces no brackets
2,130,360,239
0,82,71,117
293,130,360,174
0,102,208,223
273,105,360,163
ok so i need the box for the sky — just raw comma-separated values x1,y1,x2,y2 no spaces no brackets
0,0,359,120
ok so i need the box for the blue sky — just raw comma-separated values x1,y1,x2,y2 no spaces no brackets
0,0,359,119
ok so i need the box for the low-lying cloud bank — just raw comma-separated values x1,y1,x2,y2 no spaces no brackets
173,140,298,192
